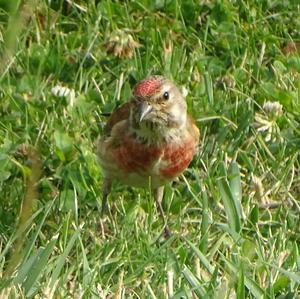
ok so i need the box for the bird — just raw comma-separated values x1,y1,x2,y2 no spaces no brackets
97,75,199,237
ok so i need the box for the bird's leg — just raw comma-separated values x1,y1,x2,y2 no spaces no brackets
154,186,171,238
101,178,112,216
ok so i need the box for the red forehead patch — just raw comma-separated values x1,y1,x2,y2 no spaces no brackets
133,77,162,97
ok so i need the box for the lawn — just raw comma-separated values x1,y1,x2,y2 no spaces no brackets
0,0,300,298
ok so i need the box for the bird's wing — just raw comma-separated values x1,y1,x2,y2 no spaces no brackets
97,102,132,173
103,101,133,136
186,115,200,145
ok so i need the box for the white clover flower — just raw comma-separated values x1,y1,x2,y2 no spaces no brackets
51,85,76,106
104,29,141,58
253,113,273,133
253,101,283,142
263,101,283,119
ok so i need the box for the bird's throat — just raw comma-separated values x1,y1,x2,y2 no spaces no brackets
130,120,185,145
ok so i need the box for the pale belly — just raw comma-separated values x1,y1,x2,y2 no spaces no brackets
111,171,169,188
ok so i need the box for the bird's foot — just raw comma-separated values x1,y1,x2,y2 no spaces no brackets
163,225,172,239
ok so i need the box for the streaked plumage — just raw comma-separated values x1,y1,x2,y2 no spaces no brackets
97,75,199,236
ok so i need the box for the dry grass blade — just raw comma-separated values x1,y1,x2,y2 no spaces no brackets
4,146,42,277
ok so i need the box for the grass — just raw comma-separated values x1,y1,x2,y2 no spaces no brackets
0,0,300,298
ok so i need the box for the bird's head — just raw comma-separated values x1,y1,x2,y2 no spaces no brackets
130,76,187,138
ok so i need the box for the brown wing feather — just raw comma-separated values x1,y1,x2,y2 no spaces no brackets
104,101,132,135
186,114,200,144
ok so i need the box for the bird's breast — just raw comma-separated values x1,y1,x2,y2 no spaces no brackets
114,138,162,172
113,135,197,182
159,139,197,179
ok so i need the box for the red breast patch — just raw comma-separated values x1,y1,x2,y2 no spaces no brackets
114,138,162,172
160,140,196,179
133,77,162,97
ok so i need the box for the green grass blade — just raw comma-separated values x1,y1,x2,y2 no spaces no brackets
199,188,209,254
228,162,244,219
0,208,43,263
222,256,264,298
13,248,44,285
23,237,58,296
204,72,214,105
270,264,300,284
236,264,245,299
182,265,206,297
185,238,214,275
22,200,56,263
49,227,81,289
218,178,241,234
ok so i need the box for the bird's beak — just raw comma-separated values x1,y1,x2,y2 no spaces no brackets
138,102,153,122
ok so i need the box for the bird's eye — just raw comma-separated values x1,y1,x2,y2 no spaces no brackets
163,91,169,100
